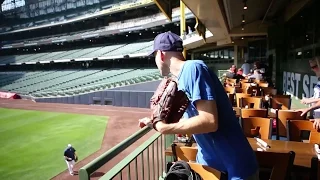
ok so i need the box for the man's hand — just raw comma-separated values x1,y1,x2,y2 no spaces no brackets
294,108,311,116
301,98,312,104
310,119,320,130
138,117,153,128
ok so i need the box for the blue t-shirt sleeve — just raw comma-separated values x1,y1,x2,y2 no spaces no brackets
185,63,216,106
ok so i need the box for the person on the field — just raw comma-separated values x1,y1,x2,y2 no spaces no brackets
64,144,77,176
139,31,259,180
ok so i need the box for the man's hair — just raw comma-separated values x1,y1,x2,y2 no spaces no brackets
165,51,186,61
310,56,320,67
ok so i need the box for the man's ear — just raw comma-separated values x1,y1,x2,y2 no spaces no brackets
160,51,165,61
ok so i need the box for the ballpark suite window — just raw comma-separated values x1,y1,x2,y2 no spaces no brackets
1,0,25,11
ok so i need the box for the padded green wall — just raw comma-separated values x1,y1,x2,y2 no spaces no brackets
268,1,319,109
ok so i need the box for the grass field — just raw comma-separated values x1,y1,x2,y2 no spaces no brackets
0,108,108,180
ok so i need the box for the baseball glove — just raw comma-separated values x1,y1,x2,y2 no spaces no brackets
150,77,190,130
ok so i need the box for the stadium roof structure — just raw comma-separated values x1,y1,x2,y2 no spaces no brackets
0,0,156,35
154,0,312,47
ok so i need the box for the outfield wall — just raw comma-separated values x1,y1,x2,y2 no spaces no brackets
35,90,154,108
33,80,161,108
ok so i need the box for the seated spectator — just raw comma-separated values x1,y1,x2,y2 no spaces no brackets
234,68,245,82
241,60,251,76
229,65,236,72
245,69,254,77
225,65,237,78
253,60,268,77
237,68,244,76
248,69,263,80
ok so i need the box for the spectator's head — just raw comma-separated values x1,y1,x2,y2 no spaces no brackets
237,68,243,75
309,56,320,77
149,31,184,76
253,61,261,69
230,65,236,73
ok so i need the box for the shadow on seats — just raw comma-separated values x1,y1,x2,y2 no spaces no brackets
0,55,17,64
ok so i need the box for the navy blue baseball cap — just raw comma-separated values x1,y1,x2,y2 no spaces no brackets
148,31,184,56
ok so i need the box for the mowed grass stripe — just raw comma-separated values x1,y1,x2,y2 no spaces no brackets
0,111,61,133
0,108,108,180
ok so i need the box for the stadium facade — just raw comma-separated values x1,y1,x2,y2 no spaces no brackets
0,0,195,108
0,0,319,109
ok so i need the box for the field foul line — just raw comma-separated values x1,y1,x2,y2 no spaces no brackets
0,102,149,114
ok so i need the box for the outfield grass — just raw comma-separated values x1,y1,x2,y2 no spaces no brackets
0,108,108,180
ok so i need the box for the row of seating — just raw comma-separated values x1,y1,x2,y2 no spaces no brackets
165,77,320,179
224,77,320,179
0,41,153,64
169,142,319,180
0,68,161,97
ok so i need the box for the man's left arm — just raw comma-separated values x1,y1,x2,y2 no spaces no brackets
156,63,219,134
155,99,218,134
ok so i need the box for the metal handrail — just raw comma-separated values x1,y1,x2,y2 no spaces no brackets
79,126,152,180
100,132,163,180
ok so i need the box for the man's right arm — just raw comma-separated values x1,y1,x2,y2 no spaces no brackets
301,98,320,104
299,100,320,116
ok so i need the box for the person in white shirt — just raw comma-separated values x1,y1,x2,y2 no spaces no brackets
248,69,263,80
297,102,320,130
300,57,320,118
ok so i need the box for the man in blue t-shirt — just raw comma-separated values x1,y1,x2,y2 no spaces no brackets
64,144,77,176
139,32,259,180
